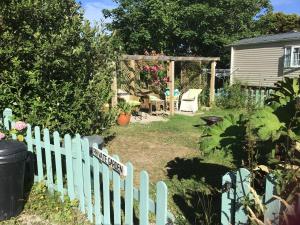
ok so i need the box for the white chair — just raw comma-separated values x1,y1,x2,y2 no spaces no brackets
179,89,202,113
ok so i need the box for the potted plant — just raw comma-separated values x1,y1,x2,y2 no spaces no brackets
117,101,133,126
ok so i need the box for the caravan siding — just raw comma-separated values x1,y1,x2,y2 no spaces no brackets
232,41,300,87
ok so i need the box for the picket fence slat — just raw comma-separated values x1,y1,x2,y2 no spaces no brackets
125,162,134,225
216,88,275,107
93,143,102,225
82,138,93,222
264,174,280,225
235,168,251,225
140,171,149,225
26,124,33,152
3,108,12,130
54,131,64,201
221,172,235,225
64,134,75,200
74,134,85,212
44,128,54,193
34,126,44,182
156,181,168,225
102,149,111,225
113,155,121,225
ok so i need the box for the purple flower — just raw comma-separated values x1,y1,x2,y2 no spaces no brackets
13,121,27,131
0,132,5,140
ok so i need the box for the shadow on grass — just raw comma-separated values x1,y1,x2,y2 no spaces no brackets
166,157,231,224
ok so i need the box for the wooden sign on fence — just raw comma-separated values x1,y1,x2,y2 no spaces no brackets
92,147,128,176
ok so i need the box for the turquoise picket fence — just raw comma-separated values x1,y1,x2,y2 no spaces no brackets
2,108,174,225
221,168,281,225
216,88,274,107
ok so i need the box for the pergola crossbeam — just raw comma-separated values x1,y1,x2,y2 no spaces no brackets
121,54,220,62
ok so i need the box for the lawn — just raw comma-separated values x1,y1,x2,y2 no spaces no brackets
106,108,242,224
0,183,91,225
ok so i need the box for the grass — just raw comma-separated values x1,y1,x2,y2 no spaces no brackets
0,182,91,225
106,107,243,224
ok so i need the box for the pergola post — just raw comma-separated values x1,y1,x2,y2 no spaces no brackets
111,62,118,107
129,59,135,94
209,61,217,106
168,60,175,115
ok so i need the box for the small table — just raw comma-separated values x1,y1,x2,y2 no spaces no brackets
149,100,165,115
201,116,223,126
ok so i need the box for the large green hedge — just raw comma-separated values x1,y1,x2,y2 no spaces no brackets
0,0,118,135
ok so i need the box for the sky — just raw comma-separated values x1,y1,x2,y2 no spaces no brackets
78,0,300,24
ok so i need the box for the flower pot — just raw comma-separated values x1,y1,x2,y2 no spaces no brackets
117,113,131,126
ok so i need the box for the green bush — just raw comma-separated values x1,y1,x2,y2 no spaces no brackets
216,82,250,109
0,0,119,135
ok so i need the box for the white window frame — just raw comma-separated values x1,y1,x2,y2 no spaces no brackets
285,45,300,68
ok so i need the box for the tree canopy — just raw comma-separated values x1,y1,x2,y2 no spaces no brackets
104,0,272,65
258,12,300,34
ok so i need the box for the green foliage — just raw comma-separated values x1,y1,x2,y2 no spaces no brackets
200,114,243,153
249,106,283,141
0,0,118,135
104,0,271,66
268,76,300,124
216,82,251,109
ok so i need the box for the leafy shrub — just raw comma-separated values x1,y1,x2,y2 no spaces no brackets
0,0,119,135
201,77,300,168
216,82,251,109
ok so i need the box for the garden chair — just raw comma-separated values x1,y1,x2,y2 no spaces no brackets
179,89,202,113
164,88,180,111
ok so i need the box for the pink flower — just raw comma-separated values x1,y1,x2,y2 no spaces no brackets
150,65,159,73
143,65,150,72
0,132,5,140
13,121,27,131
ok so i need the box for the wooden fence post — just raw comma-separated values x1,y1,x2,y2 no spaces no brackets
168,60,175,115
111,61,118,107
129,60,135,95
210,61,217,106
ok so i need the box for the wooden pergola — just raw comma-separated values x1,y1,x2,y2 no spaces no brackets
112,54,220,115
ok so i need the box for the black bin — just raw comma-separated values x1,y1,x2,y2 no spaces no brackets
0,140,27,221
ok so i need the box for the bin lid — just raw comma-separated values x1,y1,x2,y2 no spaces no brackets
83,135,104,149
0,140,27,157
